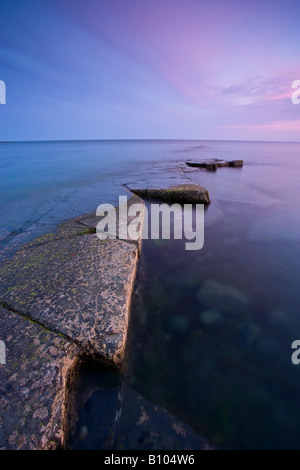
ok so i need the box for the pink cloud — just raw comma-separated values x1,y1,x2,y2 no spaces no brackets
220,120,300,132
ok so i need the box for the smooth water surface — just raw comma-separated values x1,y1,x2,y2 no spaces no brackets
1,139,300,448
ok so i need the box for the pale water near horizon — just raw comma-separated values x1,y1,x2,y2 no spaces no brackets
1,139,299,257
1,139,300,449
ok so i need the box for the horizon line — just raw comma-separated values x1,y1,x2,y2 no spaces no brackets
1,138,300,144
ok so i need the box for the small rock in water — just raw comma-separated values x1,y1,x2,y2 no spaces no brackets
167,315,190,334
78,425,88,441
256,338,281,357
199,309,223,325
229,160,243,167
237,321,260,344
196,280,249,314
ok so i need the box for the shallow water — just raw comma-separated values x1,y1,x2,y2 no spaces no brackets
1,139,300,448
127,202,300,449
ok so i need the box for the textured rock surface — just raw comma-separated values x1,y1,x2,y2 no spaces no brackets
0,192,145,449
0,306,81,450
186,159,243,170
0,234,139,366
0,191,144,368
129,184,210,205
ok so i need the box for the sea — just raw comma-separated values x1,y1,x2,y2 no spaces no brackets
1,139,300,449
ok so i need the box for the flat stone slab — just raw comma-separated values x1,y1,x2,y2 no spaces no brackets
0,306,80,450
22,192,144,252
0,233,139,367
129,184,210,205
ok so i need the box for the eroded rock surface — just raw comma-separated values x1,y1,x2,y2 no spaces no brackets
0,234,139,367
0,193,145,447
0,306,81,450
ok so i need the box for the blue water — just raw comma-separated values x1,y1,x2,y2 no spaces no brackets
1,139,300,259
1,139,300,448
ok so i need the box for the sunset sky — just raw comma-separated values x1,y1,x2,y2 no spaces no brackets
0,0,300,141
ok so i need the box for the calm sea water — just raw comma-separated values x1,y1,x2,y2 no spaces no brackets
1,140,300,449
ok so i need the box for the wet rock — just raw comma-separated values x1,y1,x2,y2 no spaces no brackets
186,162,217,171
0,306,81,450
70,380,214,450
115,385,214,450
229,160,243,167
0,234,139,367
196,280,249,314
186,159,243,170
167,315,190,334
129,184,210,205
216,161,230,168
199,309,223,325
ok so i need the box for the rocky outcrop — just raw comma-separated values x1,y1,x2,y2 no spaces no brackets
186,159,243,170
0,192,145,449
0,235,139,366
229,160,243,167
129,183,210,205
186,162,218,171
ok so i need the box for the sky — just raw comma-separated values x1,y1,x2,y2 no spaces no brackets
0,0,300,141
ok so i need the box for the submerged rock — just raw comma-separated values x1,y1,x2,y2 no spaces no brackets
78,425,89,442
167,315,190,334
71,382,214,450
196,280,249,314
114,385,214,450
237,321,261,345
199,309,223,325
129,183,210,205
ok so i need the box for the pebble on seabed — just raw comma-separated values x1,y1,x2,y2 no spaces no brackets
78,425,88,441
